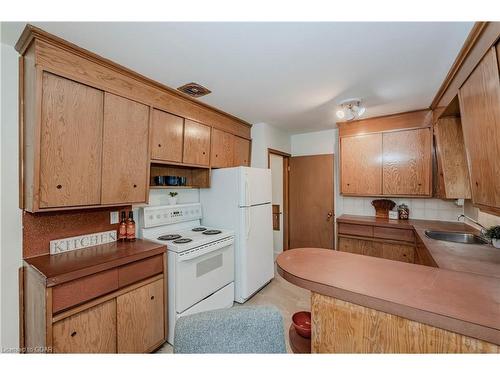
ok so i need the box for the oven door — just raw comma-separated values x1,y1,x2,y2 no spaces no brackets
175,242,234,313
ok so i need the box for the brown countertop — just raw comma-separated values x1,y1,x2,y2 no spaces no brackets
276,248,500,346
338,215,500,278
25,239,166,287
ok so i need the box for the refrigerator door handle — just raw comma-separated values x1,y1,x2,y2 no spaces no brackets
246,208,251,239
245,174,250,207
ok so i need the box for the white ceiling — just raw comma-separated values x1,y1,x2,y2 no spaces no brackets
1,22,473,133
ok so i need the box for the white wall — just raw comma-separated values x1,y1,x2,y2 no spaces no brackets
251,122,291,168
291,129,464,221
147,188,199,206
0,42,23,350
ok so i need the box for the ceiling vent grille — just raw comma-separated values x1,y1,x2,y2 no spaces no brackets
177,82,212,98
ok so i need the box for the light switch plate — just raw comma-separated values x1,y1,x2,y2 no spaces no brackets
110,211,119,224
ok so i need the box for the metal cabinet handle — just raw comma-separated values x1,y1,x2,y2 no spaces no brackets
71,331,77,337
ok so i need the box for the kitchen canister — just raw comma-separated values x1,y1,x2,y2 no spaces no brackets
398,204,410,220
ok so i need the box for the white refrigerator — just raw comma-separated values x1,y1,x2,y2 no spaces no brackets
200,167,274,303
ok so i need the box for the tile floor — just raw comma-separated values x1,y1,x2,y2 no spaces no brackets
156,271,311,353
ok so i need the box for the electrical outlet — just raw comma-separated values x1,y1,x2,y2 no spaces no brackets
110,211,119,224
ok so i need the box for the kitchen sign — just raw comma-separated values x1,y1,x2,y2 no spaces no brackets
50,230,117,255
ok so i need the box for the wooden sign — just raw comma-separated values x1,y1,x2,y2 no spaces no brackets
50,230,117,255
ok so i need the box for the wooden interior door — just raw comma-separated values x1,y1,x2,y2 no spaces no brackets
150,109,184,162
211,128,234,168
289,154,334,249
340,134,382,195
182,119,211,166
52,299,116,353
459,47,500,211
101,93,150,205
233,136,251,166
39,72,104,208
382,128,432,196
117,279,165,353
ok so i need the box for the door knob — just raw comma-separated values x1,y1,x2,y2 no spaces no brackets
327,212,333,221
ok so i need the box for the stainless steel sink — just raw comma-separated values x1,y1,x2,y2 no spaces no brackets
424,230,489,245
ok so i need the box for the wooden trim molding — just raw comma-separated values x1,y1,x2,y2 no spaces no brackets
15,24,252,130
338,109,432,137
268,148,291,250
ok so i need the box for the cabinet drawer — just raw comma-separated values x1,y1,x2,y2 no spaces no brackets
338,223,373,237
118,255,164,288
52,269,119,313
373,226,414,242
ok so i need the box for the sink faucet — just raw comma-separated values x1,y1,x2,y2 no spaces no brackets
457,214,488,237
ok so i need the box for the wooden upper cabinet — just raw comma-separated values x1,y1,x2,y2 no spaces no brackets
233,136,251,167
434,116,471,199
101,93,150,205
211,128,234,168
39,72,104,208
458,47,500,213
117,279,164,353
382,128,432,196
182,119,211,166
150,109,184,163
341,134,382,195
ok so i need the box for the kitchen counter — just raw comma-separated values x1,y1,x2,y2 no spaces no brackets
276,248,500,347
337,215,500,278
24,239,166,287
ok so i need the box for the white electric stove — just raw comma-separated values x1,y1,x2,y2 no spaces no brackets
138,203,235,344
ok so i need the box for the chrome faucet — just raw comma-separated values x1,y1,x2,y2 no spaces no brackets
457,214,488,237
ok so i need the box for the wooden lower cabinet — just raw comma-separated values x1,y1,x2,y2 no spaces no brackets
338,236,415,264
117,279,165,353
50,278,165,353
338,237,379,257
23,251,167,354
53,299,116,353
380,242,414,263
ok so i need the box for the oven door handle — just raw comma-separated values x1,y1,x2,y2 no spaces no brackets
177,238,234,262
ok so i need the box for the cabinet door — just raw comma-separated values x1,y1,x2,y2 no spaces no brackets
151,109,184,162
338,237,378,256
381,243,415,263
434,117,471,199
182,119,211,166
101,93,150,204
117,279,165,353
52,299,116,353
341,134,382,195
458,47,500,212
233,136,251,166
211,128,234,168
382,128,432,196
39,72,104,208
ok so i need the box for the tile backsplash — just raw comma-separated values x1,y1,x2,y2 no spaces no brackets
341,197,464,221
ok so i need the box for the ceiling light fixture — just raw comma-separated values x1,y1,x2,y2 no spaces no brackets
336,98,366,121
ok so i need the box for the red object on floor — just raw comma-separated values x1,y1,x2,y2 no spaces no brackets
292,311,311,338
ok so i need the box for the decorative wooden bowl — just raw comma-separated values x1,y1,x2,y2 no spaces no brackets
371,199,396,218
